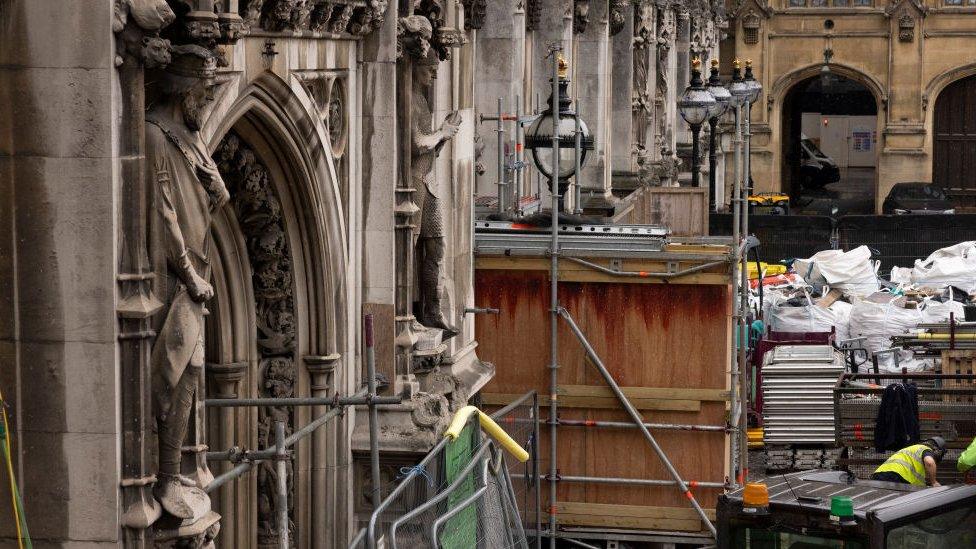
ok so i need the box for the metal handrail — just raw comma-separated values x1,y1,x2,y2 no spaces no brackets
365,433,453,547
490,390,538,419
388,440,495,549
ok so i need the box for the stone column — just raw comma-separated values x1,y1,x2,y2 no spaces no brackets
116,22,165,547
674,10,692,150
0,1,130,545
304,354,340,549
394,0,420,396
573,0,614,214
474,0,528,200
206,362,247,549
610,4,635,178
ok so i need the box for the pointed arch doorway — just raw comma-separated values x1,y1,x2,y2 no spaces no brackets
201,95,349,548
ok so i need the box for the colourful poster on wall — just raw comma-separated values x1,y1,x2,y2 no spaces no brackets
852,127,873,152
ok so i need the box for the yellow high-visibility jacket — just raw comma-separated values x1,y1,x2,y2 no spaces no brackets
875,444,930,486
958,437,976,473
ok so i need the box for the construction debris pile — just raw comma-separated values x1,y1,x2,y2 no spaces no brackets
750,241,976,473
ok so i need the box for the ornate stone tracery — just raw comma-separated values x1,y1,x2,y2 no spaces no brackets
213,131,298,547
525,0,543,31
609,0,630,36
633,1,654,178
573,0,591,34
239,0,388,35
461,0,488,30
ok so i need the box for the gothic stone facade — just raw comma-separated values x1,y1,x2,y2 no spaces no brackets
730,0,976,211
0,0,723,547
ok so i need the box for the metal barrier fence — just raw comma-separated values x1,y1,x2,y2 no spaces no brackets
838,214,976,273
350,393,539,549
710,214,834,263
711,213,976,274
488,392,541,548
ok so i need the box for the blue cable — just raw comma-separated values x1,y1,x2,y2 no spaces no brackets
399,465,434,487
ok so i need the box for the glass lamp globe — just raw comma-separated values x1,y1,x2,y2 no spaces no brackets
678,59,716,127
705,59,731,120
729,59,751,106
743,60,763,104
525,114,591,180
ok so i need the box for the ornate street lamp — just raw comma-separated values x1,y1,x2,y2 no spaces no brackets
743,59,763,105
678,58,716,188
705,59,731,211
729,59,750,106
524,55,593,212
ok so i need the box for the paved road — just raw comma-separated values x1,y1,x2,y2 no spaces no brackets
793,167,876,215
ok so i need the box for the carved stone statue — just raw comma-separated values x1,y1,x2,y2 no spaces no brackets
147,44,229,522
412,49,461,337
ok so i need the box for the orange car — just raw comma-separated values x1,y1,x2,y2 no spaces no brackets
747,192,790,207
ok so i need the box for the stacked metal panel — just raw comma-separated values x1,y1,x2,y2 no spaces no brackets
762,345,845,445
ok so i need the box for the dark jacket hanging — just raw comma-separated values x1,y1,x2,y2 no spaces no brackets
875,382,920,453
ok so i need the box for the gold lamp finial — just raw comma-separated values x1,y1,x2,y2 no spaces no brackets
711,59,719,68
745,58,753,68
692,57,701,70
733,58,741,69
557,54,569,79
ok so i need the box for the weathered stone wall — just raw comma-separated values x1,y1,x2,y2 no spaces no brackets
0,0,122,546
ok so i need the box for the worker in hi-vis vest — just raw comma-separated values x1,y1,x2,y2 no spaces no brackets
871,437,946,487
958,436,976,474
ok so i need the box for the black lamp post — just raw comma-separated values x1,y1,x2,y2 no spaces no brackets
678,58,716,188
742,60,763,196
524,56,593,212
705,59,731,212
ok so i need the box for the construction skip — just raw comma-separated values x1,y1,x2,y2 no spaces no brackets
474,221,735,546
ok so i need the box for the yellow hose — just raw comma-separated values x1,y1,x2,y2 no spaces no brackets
444,406,530,463
1,386,25,549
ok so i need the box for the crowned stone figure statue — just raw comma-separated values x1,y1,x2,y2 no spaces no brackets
411,47,462,338
147,43,228,526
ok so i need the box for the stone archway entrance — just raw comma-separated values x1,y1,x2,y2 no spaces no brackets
201,99,348,548
780,72,878,214
934,75,976,206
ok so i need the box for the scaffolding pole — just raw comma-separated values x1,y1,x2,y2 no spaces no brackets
365,314,382,510
547,44,562,549
274,421,289,549
497,97,507,214
204,395,400,408
558,307,718,539
555,418,727,433
573,107,583,215
729,100,743,488
739,99,752,486
515,95,525,215
550,474,727,489
205,387,369,492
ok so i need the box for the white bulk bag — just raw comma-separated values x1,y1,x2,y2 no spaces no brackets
848,294,924,355
794,246,879,294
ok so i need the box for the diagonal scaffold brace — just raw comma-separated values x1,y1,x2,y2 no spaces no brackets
557,307,719,539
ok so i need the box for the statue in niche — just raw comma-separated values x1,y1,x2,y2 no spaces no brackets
412,48,461,337
147,44,229,521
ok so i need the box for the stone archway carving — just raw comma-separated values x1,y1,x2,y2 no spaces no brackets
213,130,299,546
769,62,887,113
202,71,350,548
